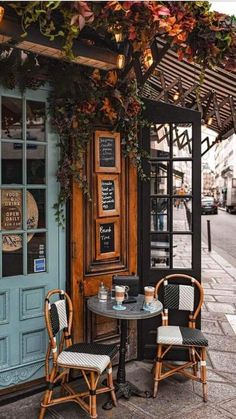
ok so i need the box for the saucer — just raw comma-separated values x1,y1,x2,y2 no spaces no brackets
113,305,126,311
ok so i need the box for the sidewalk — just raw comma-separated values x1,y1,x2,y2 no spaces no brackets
1,244,236,419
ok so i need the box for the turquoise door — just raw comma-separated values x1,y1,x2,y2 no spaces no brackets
0,86,65,388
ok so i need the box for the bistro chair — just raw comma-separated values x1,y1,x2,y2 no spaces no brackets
153,274,208,401
39,289,118,419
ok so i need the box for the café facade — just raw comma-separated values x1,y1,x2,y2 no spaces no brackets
0,2,235,397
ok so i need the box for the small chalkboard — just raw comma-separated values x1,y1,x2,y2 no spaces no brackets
99,138,115,167
100,223,114,253
102,180,115,210
97,174,120,216
96,217,120,260
95,131,121,173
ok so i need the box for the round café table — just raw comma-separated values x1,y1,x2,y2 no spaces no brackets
87,294,163,407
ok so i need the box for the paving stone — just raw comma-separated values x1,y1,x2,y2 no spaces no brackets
220,398,236,417
215,295,236,303
171,404,233,419
204,333,236,352
205,302,235,314
204,289,233,296
201,320,223,335
204,295,216,302
194,380,236,403
220,321,236,336
209,350,236,373
202,310,226,321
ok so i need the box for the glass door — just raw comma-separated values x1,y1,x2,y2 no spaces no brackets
139,100,201,360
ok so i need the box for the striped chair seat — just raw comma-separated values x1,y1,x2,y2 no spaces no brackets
157,326,208,347
57,343,118,374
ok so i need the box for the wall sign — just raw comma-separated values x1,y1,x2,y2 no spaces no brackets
96,217,120,260
1,190,38,252
97,174,120,217
95,131,121,173
34,258,46,273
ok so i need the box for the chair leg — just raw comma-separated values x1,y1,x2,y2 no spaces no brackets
107,362,117,407
201,347,207,402
189,347,197,377
90,371,98,419
39,365,57,419
153,344,162,398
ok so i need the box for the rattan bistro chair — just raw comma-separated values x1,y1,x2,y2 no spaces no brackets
39,289,118,419
153,274,208,401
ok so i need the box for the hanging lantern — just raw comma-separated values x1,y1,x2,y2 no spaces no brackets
207,116,213,126
143,48,153,69
0,6,4,23
116,54,125,69
173,91,180,101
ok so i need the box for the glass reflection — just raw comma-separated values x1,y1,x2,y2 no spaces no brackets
150,162,169,195
173,235,192,269
1,189,23,230
2,234,23,277
27,145,46,184
2,142,23,184
26,101,46,142
150,235,170,268
150,124,170,158
173,161,192,195
27,232,46,274
173,124,192,158
173,199,192,231
2,97,22,140
151,198,168,232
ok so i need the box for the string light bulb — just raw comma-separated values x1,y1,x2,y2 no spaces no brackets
173,91,180,101
207,116,213,126
143,48,153,69
114,27,123,43
116,54,125,69
0,6,4,23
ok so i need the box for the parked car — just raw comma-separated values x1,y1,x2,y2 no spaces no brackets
201,196,218,215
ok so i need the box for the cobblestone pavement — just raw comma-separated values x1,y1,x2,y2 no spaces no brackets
1,243,236,419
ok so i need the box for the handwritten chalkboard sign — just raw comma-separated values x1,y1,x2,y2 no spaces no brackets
95,131,121,173
97,174,120,216
100,223,114,253
99,138,115,167
96,217,120,260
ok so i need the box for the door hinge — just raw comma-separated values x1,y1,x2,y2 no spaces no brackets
71,241,76,259
79,281,84,295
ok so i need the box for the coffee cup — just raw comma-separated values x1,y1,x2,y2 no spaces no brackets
144,286,155,305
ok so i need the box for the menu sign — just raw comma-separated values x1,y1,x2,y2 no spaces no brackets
100,222,114,254
95,131,121,173
101,180,115,211
1,190,22,230
99,137,115,168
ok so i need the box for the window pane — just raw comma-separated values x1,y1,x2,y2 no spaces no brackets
173,198,192,231
27,145,46,184
27,232,46,274
1,189,23,230
151,235,170,268
173,235,192,269
173,161,192,195
151,198,169,232
26,101,46,142
2,142,23,184
150,124,170,158
2,234,23,276
2,97,22,140
150,162,169,195
173,124,192,158
27,190,45,229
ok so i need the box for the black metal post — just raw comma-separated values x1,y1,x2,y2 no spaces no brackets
207,219,211,252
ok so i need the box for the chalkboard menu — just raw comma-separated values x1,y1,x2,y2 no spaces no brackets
95,131,121,173
100,222,114,254
99,137,115,167
102,180,115,210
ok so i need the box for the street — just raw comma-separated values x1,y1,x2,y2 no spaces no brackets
202,209,236,268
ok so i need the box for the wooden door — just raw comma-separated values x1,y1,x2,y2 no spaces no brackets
0,86,65,390
138,100,201,360
71,129,137,346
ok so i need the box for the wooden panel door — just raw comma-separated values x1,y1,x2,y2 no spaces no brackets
71,129,138,346
138,99,201,360
0,86,65,390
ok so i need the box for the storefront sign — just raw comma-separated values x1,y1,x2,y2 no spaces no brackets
34,258,46,273
97,174,120,217
95,131,121,173
1,190,38,252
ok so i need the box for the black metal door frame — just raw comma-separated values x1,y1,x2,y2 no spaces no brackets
138,99,201,360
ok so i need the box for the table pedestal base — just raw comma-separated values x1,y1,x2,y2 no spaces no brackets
102,381,151,410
